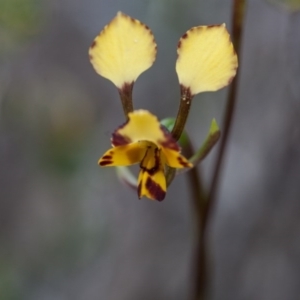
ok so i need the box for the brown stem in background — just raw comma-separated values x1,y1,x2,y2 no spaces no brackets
208,0,246,218
194,1,247,299
118,82,134,118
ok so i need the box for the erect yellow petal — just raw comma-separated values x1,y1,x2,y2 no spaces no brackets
176,24,238,95
137,145,166,201
161,148,192,168
111,110,179,149
98,142,145,167
89,12,157,88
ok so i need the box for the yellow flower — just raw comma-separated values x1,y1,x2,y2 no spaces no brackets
89,12,157,89
176,24,238,95
99,110,192,201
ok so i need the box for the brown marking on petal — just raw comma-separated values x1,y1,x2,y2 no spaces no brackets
145,177,165,201
177,156,191,168
102,155,112,160
90,40,97,48
89,54,93,60
145,25,150,30
111,133,131,146
207,24,219,28
182,33,188,39
140,147,160,175
99,160,113,166
160,126,180,151
111,119,131,146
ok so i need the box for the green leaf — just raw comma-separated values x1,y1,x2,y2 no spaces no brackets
160,117,189,147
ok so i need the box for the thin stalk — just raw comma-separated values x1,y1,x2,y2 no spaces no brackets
118,82,134,118
171,85,194,141
208,0,246,210
194,1,247,300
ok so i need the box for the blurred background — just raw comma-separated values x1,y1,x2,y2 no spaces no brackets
1,0,300,299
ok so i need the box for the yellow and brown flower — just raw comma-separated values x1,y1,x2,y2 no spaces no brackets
99,110,192,201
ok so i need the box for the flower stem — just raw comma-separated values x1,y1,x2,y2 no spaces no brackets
118,82,134,118
193,1,246,300
208,0,246,210
171,85,194,141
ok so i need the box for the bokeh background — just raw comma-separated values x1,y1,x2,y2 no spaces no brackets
1,0,300,299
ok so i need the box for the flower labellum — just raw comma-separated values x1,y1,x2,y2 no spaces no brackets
99,110,192,201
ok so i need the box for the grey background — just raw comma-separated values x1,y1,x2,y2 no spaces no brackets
1,0,300,299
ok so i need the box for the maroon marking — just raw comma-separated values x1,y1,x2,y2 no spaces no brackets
90,40,97,48
99,160,113,166
177,156,190,168
145,177,165,201
139,148,161,175
111,119,131,146
177,40,182,49
102,155,112,160
182,33,188,39
145,25,150,30
111,132,131,146
160,126,180,151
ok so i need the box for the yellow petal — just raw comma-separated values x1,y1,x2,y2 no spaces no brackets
137,145,166,201
98,142,145,166
89,12,157,88
161,148,192,168
176,24,238,95
112,110,179,149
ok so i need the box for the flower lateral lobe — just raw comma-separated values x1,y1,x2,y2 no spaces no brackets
98,110,192,201
89,12,157,89
176,24,238,95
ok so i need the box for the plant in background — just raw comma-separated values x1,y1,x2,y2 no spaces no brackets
89,12,237,201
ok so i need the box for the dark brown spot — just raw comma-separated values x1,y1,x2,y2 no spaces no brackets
90,40,97,48
89,54,93,60
102,155,112,160
177,40,182,49
182,33,188,39
145,25,149,30
111,133,131,146
160,126,180,151
99,160,113,166
207,24,217,28
140,147,162,175
177,156,190,168
145,177,165,201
